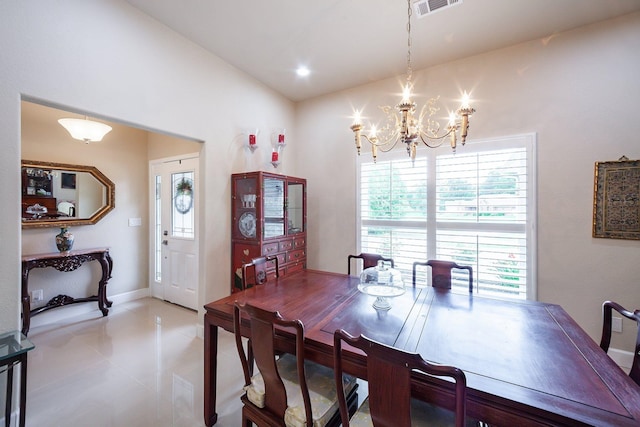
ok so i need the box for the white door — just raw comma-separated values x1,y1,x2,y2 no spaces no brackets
150,155,199,310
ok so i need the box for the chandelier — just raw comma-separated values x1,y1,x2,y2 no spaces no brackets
350,0,475,163
58,117,112,143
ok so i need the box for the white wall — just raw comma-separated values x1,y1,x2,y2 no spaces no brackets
296,12,640,351
0,0,296,332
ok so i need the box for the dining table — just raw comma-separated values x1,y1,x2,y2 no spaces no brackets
203,269,640,426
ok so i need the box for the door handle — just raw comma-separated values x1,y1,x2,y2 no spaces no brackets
162,240,168,245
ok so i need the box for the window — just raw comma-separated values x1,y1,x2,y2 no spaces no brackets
357,134,536,300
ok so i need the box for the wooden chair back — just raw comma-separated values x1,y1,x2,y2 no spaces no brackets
347,253,394,275
233,301,313,426
600,300,640,386
333,329,467,427
241,255,279,290
412,260,473,292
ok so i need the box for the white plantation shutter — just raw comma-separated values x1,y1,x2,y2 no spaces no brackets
360,158,428,275
357,134,536,300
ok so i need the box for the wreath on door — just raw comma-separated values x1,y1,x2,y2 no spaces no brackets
174,177,193,214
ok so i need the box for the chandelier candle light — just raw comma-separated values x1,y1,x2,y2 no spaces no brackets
350,0,475,163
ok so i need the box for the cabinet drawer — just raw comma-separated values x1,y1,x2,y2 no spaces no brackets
262,243,279,256
293,237,305,249
279,239,293,252
286,261,305,274
266,257,279,271
287,249,305,263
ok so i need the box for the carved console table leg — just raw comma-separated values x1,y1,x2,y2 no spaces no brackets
21,267,32,336
99,251,114,309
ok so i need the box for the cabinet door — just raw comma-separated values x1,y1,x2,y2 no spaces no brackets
24,168,53,196
263,177,285,239
233,175,260,240
287,180,305,235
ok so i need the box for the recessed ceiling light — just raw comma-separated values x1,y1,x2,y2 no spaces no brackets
296,66,310,77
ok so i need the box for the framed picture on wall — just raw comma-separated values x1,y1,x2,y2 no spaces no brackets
593,156,640,240
61,172,76,189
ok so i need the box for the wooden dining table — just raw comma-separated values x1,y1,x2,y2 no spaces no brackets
203,269,640,426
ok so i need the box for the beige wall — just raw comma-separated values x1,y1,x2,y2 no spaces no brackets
21,101,149,304
0,0,296,333
148,132,202,161
20,101,204,314
296,12,640,351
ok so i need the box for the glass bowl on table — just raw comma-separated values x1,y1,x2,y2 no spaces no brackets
358,260,405,310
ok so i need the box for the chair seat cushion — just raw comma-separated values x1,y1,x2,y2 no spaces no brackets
347,396,479,427
245,353,357,427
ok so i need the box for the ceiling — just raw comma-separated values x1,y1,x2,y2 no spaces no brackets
125,0,640,102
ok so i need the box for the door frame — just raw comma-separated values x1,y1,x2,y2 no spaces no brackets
148,152,201,307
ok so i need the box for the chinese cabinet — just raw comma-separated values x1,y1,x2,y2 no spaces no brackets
231,171,306,292
21,166,56,217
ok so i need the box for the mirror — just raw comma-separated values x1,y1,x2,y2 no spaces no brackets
21,160,115,229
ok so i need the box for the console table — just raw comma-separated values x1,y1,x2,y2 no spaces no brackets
21,247,113,336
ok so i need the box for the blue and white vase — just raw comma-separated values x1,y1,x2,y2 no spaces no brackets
55,227,74,252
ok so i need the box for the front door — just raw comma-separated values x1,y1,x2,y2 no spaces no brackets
150,155,199,310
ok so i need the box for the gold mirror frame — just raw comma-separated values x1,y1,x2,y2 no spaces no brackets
21,160,115,229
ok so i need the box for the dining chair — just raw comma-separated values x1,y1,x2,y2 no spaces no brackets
347,253,394,275
412,260,474,292
241,255,279,290
599,300,640,386
234,302,359,427
333,329,475,427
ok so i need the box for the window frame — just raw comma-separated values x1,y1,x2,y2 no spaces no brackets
356,133,537,300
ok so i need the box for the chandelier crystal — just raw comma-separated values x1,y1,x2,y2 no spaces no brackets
350,0,475,163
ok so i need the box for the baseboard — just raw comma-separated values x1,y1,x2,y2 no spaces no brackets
196,323,204,339
109,288,150,305
609,347,633,371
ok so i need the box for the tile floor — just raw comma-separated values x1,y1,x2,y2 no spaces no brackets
24,297,244,427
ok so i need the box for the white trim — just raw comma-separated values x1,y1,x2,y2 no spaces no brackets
149,154,200,309
196,323,204,339
608,347,634,371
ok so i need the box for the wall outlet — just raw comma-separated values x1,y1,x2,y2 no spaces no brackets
612,316,623,333
31,289,44,303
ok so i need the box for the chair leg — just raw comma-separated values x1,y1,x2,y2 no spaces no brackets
325,384,359,427
241,406,253,427
247,338,254,376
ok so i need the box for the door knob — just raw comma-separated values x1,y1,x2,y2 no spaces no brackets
162,240,168,245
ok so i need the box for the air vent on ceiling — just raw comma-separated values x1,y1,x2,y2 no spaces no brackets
413,0,462,18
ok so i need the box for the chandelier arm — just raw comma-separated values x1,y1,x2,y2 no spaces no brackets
377,138,403,153
360,130,401,148
419,126,455,142
418,135,447,148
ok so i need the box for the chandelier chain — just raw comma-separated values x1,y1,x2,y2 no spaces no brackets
406,0,413,84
